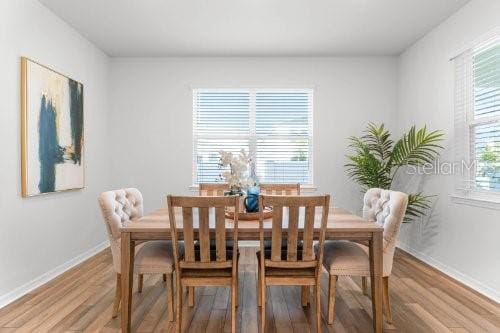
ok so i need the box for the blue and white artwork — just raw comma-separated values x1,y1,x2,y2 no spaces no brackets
21,58,84,196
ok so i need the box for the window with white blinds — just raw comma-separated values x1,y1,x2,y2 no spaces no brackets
193,89,313,185
454,35,500,193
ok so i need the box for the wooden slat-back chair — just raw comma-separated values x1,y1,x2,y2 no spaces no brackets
259,183,300,195
167,195,240,333
198,183,229,196
257,194,330,332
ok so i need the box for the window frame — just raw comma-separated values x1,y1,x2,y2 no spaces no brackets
452,30,500,209
192,88,314,187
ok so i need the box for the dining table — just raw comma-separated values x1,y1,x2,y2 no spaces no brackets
120,206,384,333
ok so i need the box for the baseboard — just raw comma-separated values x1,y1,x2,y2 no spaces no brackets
0,241,109,309
397,243,500,304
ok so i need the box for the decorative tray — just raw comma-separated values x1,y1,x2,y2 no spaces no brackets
225,207,273,221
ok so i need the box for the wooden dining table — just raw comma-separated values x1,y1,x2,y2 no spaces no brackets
120,207,384,333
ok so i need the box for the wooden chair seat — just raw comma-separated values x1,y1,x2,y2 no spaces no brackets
181,267,233,278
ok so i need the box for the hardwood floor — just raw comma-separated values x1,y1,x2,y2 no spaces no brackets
1,247,499,332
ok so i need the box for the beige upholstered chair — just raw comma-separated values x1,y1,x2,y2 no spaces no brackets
98,188,176,320
320,188,408,324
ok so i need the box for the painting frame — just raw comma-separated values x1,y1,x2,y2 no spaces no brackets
21,57,85,197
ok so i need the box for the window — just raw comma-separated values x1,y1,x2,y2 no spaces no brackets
454,34,500,197
193,89,313,185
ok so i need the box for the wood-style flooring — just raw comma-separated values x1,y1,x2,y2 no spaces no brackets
0,247,499,332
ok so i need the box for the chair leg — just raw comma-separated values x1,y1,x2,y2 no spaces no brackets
235,265,239,308
138,274,144,293
166,273,174,322
176,279,182,333
383,276,393,324
257,268,262,307
188,287,195,307
362,276,369,296
301,286,309,306
163,273,167,282
260,283,266,333
231,276,237,333
315,283,321,331
327,275,337,324
112,273,121,318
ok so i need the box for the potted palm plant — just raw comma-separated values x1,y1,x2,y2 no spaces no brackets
345,123,444,222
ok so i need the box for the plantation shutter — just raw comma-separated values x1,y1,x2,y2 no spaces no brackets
255,91,313,183
193,90,250,183
193,89,313,185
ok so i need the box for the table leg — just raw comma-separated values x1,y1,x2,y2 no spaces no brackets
121,232,135,333
369,231,383,333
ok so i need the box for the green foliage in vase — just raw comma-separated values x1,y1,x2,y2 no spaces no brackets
345,123,444,222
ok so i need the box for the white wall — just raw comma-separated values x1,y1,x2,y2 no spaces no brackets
397,0,500,301
0,0,110,305
109,57,398,212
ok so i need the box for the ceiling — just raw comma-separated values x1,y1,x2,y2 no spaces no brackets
39,0,470,57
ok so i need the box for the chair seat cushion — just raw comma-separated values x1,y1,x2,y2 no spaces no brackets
315,241,370,276
263,239,303,251
194,239,235,252
134,240,176,274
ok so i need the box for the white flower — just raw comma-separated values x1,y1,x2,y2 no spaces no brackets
218,149,254,189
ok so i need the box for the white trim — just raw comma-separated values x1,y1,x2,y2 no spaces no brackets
451,193,500,210
0,241,109,309
397,243,500,304
449,26,500,60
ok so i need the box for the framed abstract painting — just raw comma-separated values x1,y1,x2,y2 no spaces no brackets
21,57,84,197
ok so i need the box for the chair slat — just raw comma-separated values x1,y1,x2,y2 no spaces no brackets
182,207,195,262
199,183,229,197
215,206,226,261
271,205,283,261
257,194,329,333
287,205,299,261
167,194,239,333
259,183,300,196
199,207,210,262
302,205,315,260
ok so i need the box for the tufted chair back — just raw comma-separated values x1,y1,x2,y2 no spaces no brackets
362,188,408,276
98,188,144,273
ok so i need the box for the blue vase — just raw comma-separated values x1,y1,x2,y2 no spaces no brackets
244,186,259,213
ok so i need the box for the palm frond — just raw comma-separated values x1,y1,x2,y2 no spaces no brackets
404,193,433,223
345,123,444,223
361,122,393,161
391,126,444,167
345,137,392,189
